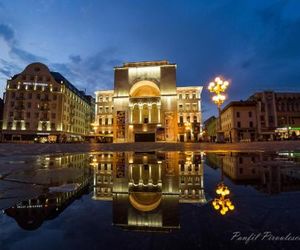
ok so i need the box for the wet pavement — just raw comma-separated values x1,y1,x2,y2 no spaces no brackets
1,141,300,156
0,150,300,250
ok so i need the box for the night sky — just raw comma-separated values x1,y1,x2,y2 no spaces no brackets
0,0,300,120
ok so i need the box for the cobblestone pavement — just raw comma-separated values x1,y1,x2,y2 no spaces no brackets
0,141,299,157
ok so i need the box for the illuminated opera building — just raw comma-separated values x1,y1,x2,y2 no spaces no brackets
2,63,93,142
93,60,203,142
90,151,206,231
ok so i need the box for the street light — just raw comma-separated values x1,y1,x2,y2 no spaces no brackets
208,76,229,142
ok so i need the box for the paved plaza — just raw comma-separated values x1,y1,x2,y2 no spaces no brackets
0,141,300,156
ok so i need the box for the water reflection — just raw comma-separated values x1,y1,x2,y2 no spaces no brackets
4,151,300,233
91,151,206,231
206,152,300,194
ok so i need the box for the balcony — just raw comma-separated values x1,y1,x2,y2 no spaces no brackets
39,106,50,111
14,116,25,120
16,96,25,100
15,105,25,110
129,96,160,104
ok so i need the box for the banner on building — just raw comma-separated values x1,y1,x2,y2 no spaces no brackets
116,111,125,139
156,127,165,141
116,152,125,178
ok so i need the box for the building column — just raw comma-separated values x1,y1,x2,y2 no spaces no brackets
148,104,152,123
158,162,162,185
149,164,153,184
139,104,143,124
129,106,133,123
157,104,161,123
139,164,143,185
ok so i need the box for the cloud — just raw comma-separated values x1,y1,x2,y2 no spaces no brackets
0,24,14,42
69,55,82,64
49,48,122,94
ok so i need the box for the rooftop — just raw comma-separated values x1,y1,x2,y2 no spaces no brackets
115,60,176,69
221,100,256,114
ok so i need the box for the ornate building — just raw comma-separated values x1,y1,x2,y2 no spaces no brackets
2,63,93,142
248,91,300,140
93,60,203,142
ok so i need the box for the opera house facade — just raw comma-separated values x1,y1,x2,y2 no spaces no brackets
93,60,203,142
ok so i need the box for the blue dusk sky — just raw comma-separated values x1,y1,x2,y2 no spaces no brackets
0,0,300,120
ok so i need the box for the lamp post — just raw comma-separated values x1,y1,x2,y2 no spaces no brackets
208,77,229,142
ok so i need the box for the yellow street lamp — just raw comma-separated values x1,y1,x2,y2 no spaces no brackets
212,183,235,215
208,76,229,142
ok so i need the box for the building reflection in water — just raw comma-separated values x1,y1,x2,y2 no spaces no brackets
91,151,207,231
5,151,206,232
5,153,91,230
206,151,300,194
7,151,300,232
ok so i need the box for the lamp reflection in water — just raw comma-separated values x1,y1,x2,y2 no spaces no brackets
211,153,235,215
212,183,234,215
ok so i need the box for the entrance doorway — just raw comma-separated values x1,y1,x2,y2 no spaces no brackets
135,133,155,142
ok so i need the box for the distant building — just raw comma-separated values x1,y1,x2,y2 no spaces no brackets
203,116,217,142
0,97,3,140
248,91,300,140
2,62,93,142
93,60,203,142
220,101,257,142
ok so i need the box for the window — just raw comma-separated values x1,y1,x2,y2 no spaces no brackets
179,104,183,110
106,96,109,101
185,94,189,99
9,112,13,117
237,121,241,128
111,118,113,124
51,113,56,119
37,93,41,99
187,116,190,122
192,93,196,99
179,94,182,99
236,112,240,118
11,92,16,99
28,93,32,99
179,116,183,124
248,111,252,118
27,102,31,108
99,118,102,125
26,112,30,118
193,103,197,111
193,116,197,123
53,94,57,100
105,118,108,125
51,123,55,130
105,107,109,113
25,122,30,129
186,104,190,111
249,121,253,128
10,101,14,108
